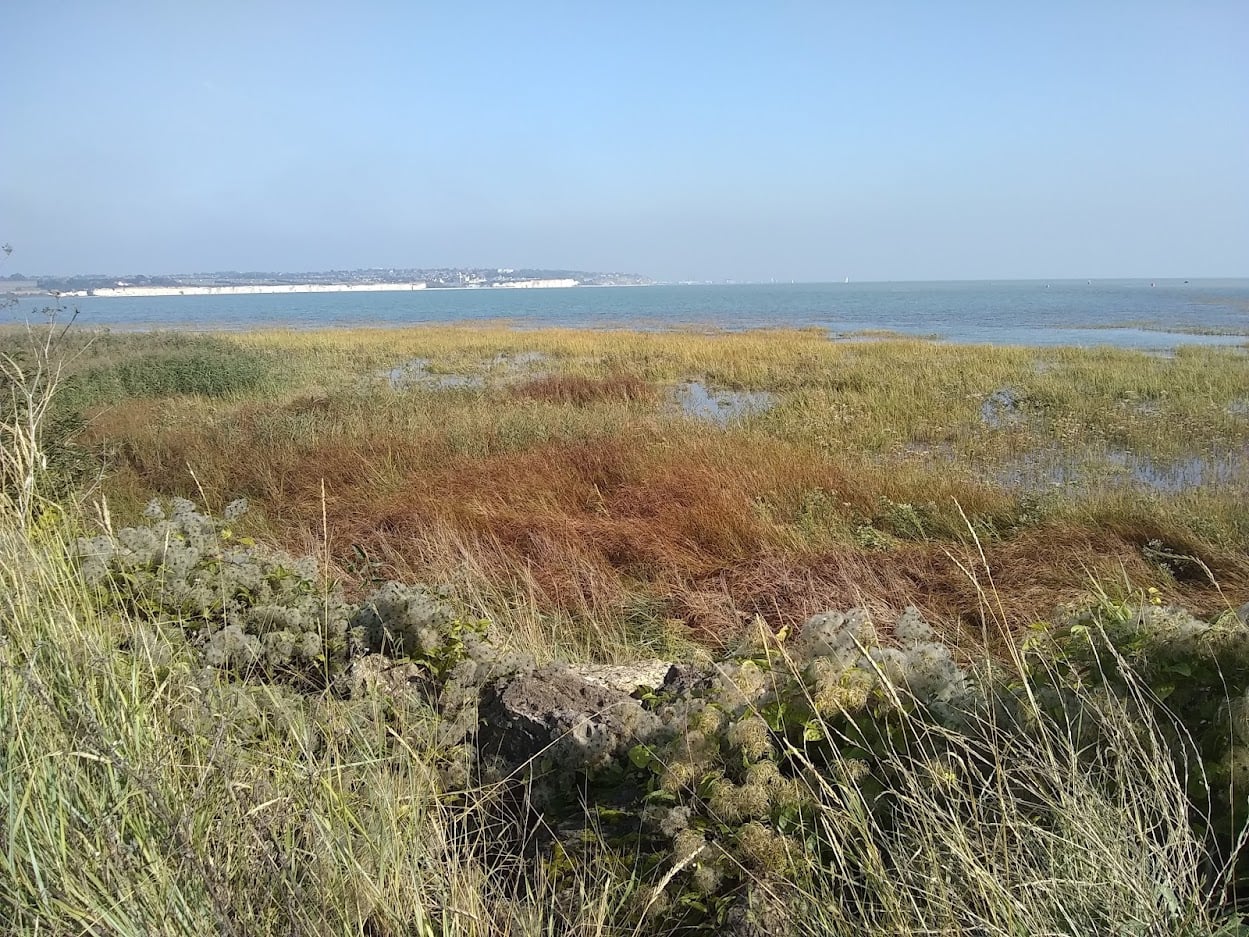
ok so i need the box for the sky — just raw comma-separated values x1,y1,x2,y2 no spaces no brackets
2,1,1247,281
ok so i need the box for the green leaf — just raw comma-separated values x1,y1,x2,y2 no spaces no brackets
628,744,653,770
644,788,678,805
762,699,787,731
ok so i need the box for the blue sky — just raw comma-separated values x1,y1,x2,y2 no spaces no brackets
3,1,1247,280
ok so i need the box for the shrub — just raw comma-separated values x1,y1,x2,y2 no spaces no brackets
70,501,1249,934
75,498,356,686
410,599,1234,934
1036,597,1249,888
59,336,276,406
351,579,486,678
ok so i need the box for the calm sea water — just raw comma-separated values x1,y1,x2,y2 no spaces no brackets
11,279,1249,349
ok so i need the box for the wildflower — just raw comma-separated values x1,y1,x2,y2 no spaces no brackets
223,497,249,521
659,806,692,837
925,757,961,788
894,606,936,643
660,759,698,793
694,703,726,736
709,777,770,822
726,715,773,760
745,759,781,788
735,821,789,873
691,862,722,896
672,828,705,863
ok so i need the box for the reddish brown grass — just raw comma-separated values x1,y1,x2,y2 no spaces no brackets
339,435,778,611
87,402,1249,649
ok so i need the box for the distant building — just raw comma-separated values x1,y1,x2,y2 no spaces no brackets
1,279,41,295
79,282,428,298
494,278,579,289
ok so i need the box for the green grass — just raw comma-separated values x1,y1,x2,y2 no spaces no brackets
4,322,1249,934
34,325,1243,649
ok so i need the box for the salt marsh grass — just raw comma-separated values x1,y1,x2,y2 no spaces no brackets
56,325,1247,648
4,324,1249,935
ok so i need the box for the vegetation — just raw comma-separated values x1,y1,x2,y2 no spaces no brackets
14,323,1245,648
4,318,1249,934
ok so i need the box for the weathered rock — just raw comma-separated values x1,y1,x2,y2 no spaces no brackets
342,653,436,700
477,664,659,771
658,662,716,698
573,659,673,694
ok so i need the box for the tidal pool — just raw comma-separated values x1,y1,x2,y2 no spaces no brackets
674,380,774,425
386,358,482,389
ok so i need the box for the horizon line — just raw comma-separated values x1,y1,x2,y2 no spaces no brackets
13,271,1249,285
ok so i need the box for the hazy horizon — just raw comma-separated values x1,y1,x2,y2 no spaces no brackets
13,270,1249,286
4,2,1247,281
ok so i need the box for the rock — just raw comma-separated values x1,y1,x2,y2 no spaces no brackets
658,662,716,698
572,659,673,694
477,664,659,771
343,653,436,700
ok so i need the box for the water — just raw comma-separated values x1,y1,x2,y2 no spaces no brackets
10,279,1249,348
674,381,775,425
386,358,482,389
980,388,1022,428
994,447,1246,493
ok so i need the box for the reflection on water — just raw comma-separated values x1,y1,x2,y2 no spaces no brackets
387,351,550,388
980,388,1022,428
490,350,548,368
674,381,774,425
993,447,1245,493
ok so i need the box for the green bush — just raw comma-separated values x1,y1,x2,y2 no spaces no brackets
76,498,355,686
424,600,1241,934
60,337,276,405
1036,596,1249,888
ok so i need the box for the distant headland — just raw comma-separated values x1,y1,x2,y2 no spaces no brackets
2,267,654,298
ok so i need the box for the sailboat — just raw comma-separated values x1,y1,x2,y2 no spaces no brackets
844,277,849,284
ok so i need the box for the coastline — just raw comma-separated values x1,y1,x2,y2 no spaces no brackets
61,281,431,298
59,277,595,298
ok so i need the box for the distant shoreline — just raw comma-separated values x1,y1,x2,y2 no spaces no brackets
58,277,596,298
60,282,429,298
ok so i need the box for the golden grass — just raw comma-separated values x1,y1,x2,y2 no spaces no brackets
509,372,655,406
3,325,1244,935
52,325,1249,651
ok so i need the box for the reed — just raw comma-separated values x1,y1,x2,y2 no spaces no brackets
3,329,1248,935
21,324,1246,647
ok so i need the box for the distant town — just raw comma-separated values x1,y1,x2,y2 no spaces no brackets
0,267,654,298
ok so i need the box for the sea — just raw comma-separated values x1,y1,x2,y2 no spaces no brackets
9,279,1249,349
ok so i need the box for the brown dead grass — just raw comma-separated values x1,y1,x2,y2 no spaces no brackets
86,396,1249,651
340,434,783,611
689,524,1240,651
